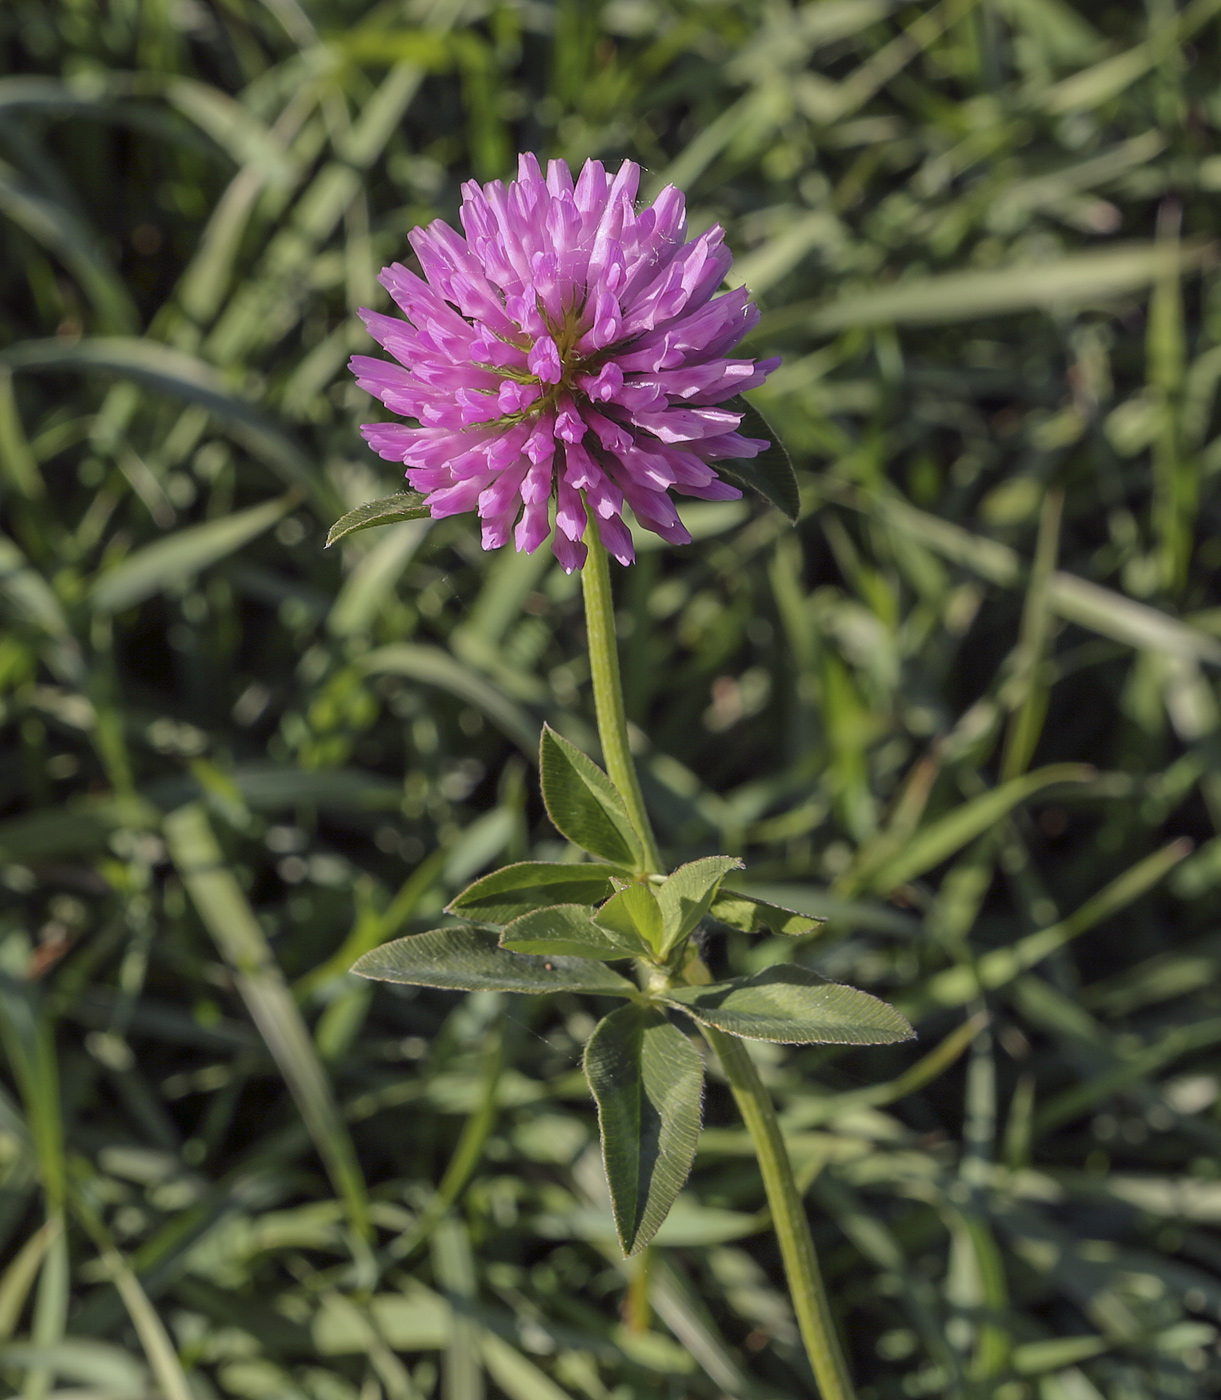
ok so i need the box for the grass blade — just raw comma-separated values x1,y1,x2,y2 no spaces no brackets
762,243,1210,336
866,765,1093,895
163,802,371,1240
90,495,293,613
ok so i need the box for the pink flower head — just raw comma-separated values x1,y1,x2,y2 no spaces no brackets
350,154,780,570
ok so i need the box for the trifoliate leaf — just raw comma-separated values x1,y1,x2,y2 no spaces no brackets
594,882,664,953
708,891,825,938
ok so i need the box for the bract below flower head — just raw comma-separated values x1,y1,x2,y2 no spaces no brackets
350,153,779,571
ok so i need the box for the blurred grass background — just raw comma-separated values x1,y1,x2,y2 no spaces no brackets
1,0,1221,1397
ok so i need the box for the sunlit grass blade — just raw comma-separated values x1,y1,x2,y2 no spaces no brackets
68,1194,192,1400
362,643,539,754
0,162,137,333
904,839,1192,1017
90,495,294,613
163,802,371,1241
0,338,336,511
760,243,1211,337
0,1217,58,1341
861,764,1094,897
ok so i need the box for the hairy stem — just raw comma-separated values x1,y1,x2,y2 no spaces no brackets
579,523,856,1399
580,523,662,873
703,1026,857,1400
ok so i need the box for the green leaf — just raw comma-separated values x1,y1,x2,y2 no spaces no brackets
327,27,454,68
594,882,664,953
0,1218,59,1342
539,726,645,870
0,1339,147,1396
500,904,647,961
707,891,825,938
531,1201,757,1249
325,492,431,547
351,924,635,996
584,1003,704,1257
447,861,624,926
662,964,914,1044
718,396,799,521
657,856,744,954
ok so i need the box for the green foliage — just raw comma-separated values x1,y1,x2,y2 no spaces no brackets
325,492,430,548
447,860,622,924
592,880,663,950
655,855,744,954
707,890,823,937
499,903,647,960
2,0,1221,1396
719,396,800,521
662,966,914,1046
91,495,295,614
583,1003,704,1257
361,732,892,1252
539,724,646,869
352,925,635,995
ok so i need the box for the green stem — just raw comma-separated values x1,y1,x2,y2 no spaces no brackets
625,1245,653,1334
580,522,662,873
578,522,857,1400
704,1026,857,1400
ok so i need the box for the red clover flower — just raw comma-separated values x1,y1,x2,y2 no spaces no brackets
350,154,779,571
